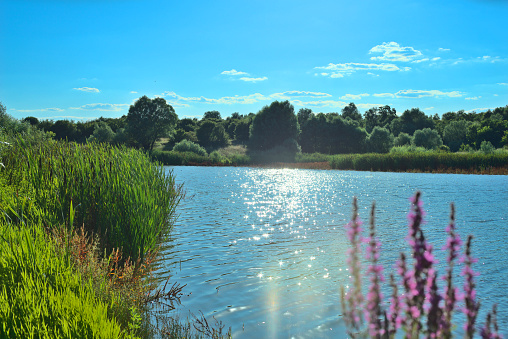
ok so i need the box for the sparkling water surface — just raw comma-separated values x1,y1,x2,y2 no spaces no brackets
160,166,508,338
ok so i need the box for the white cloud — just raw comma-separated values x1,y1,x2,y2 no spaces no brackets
465,96,482,100
369,42,423,62
130,91,138,94
367,72,379,77
425,107,435,111
340,93,370,100
70,103,128,111
498,83,508,86
315,62,410,77
412,58,429,64
73,87,100,93
394,89,463,98
40,115,98,121
221,69,249,76
438,48,450,52
270,91,332,100
292,99,348,109
10,107,65,113
373,93,396,98
239,76,268,83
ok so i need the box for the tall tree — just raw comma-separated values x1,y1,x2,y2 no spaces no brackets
249,100,300,151
203,110,222,120
126,96,178,151
341,102,362,121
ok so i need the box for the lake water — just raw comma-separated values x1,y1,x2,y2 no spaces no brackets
160,166,507,338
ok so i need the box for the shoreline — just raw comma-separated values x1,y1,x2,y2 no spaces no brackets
173,161,508,175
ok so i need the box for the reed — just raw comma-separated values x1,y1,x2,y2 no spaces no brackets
330,152,508,173
2,139,182,261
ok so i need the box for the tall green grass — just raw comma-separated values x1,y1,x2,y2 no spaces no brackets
2,139,181,261
0,220,127,338
330,152,508,172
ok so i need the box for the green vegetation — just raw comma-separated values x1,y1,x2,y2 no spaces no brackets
330,151,508,173
2,140,180,261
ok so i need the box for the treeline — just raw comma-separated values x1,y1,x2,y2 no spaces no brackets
4,99,508,157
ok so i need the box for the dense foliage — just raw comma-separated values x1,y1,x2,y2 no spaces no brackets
3,98,508,161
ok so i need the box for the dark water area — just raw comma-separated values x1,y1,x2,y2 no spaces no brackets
160,166,508,338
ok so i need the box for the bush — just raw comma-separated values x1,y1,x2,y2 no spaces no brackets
173,139,207,156
480,140,495,154
412,128,443,149
393,132,412,147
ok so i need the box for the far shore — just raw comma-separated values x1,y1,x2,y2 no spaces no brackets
175,161,508,175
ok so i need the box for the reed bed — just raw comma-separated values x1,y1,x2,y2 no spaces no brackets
2,139,182,261
330,152,508,173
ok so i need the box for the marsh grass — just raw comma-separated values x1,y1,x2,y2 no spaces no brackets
330,152,508,173
2,139,182,261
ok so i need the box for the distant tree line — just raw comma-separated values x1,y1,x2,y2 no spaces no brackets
5,97,508,155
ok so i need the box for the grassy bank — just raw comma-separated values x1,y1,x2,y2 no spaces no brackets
330,152,508,174
0,139,209,337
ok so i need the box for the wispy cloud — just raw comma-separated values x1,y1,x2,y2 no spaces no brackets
438,48,450,52
373,89,463,99
465,96,482,100
373,93,395,98
315,62,410,78
130,91,138,94
498,83,508,86
340,93,370,100
40,115,98,121
162,90,333,106
270,91,332,100
412,58,429,64
291,99,348,109
394,89,463,98
240,76,268,83
221,69,249,76
73,87,100,93
369,42,423,62
70,103,128,111
10,107,65,113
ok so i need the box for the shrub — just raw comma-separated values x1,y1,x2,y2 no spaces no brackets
393,132,412,147
412,128,443,149
479,140,495,154
173,139,207,156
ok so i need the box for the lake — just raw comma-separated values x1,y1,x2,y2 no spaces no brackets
160,166,508,338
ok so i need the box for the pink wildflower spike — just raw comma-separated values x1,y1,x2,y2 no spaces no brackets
462,235,480,338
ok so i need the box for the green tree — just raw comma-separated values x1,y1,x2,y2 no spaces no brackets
203,110,221,120
443,120,470,152
341,102,362,121
196,120,229,149
394,132,412,146
87,122,115,143
126,96,178,151
367,127,393,153
400,108,434,135
249,100,300,151
297,108,313,126
412,128,443,149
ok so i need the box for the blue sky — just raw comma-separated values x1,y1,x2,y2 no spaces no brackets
1,0,507,121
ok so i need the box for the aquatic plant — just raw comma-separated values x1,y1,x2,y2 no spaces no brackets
341,192,502,338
